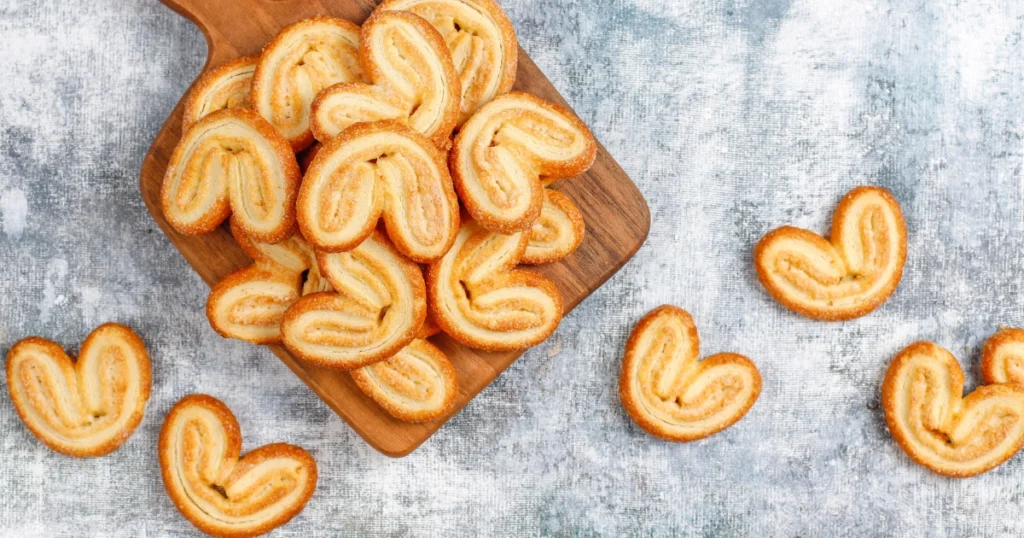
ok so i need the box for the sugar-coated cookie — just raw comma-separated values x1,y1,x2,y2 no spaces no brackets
350,338,458,423
6,323,151,457
182,55,258,133
619,305,761,442
159,394,317,538
754,186,906,321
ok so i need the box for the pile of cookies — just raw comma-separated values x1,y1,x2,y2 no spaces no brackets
168,0,595,430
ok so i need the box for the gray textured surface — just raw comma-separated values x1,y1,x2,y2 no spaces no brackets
2,0,1024,536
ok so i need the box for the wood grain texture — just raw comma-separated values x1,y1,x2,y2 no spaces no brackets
140,0,650,456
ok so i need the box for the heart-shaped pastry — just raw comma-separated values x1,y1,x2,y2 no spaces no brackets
182,55,258,133
427,219,563,351
6,323,151,457
882,341,1024,477
310,10,460,147
296,120,460,262
378,0,517,124
251,16,364,151
161,109,301,243
521,188,585,265
230,218,315,275
619,305,761,442
350,338,458,422
982,328,1024,388
754,185,907,321
281,231,426,369
450,92,597,233
159,394,317,538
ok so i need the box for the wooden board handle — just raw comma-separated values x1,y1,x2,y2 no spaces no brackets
159,0,376,66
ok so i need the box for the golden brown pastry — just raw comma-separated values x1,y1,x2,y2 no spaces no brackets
882,341,1024,477
161,109,301,243
427,219,562,351
281,231,427,369
6,323,151,457
350,338,458,422
754,186,907,321
159,394,317,538
182,55,258,133
982,328,1024,388
206,221,327,345
450,92,597,233
251,17,364,151
378,0,517,124
310,10,460,147
619,305,761,442
521,189,585,265
296,120,460,262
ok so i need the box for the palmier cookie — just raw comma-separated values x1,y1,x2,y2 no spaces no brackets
282,231,427,369
754,186,907,321
982,328,1024,388
207,222,330,344
451,92,597,233
379,0,517,124
427,219,563,351
310,10,460,147
350,338,458,422
159,394,317,537
882,341,1024,477
251,17,364,151
182,55,258,133
619,306,761,442
297,120,459,262
6,323,151,457
521,189,585,265
161,109,301,243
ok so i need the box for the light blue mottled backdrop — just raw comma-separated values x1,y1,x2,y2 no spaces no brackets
2,0,1024,536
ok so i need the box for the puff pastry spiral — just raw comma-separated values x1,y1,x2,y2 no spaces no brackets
310,10,460,147
161,109,301,243
159,394,317,537
451,92,597,233
251,17,364,151
982,328,1024,388
619,306,761,442
281,231,427,369
379,0,517,124
183,55,259,133
882,341,1024,477
521,188,585,265
296,120,460,262
427,219,563,351
6,323,151,457
351,338,458,422
754,186,907,321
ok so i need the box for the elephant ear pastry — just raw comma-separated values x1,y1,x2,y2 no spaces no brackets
350,338,458,423
619,305,761,442
754,186,907,321
161,109,301,243
6,323,151,457
378,0,517,124
159,394,317,537
296,120,460,262
310,10,461,147
982,328,1024,388
450,92,597,233
426,219,563,351
521,189,585,265
281,231,427,369
251,16,364,151
182,55,258,133
882,341,1024,477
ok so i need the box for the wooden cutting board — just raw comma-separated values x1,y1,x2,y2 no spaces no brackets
141,0,650,456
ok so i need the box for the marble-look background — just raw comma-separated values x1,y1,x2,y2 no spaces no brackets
2,0,1024,535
